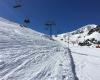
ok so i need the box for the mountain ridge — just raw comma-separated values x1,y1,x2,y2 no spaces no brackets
55,24,100,47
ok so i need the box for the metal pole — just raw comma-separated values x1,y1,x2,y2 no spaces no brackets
49,25,52,38
68,34,70,49
45,21,56,39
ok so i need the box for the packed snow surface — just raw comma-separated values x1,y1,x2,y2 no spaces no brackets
70,46,100,80
0,18,75,80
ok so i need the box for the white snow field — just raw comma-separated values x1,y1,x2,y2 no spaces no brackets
0,18,75,80
70,46,100,80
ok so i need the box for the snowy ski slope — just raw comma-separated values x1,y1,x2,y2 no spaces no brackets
0,18,75,80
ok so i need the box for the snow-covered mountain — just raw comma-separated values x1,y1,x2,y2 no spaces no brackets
0,17,75,80
54,24,100,47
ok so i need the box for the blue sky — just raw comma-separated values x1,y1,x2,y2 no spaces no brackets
0,0,100,34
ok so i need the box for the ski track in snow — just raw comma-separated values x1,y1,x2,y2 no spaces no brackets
0,20,75,80
71,51,100,59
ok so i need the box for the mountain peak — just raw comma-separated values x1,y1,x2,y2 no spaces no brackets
71,24,97,35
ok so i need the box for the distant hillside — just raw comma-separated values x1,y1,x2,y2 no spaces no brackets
54,24,100,47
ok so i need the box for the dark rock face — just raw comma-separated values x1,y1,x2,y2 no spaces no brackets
78,38,100,46
88,25,100,35
78,25,100,46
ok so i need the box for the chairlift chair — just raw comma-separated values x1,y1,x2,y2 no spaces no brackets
13,0,22,8
24,18,30,24
13,4,21,8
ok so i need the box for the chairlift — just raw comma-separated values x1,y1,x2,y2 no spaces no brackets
13,4,21,8
24,18,30,24
13,0,22,8
23,18,30,27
